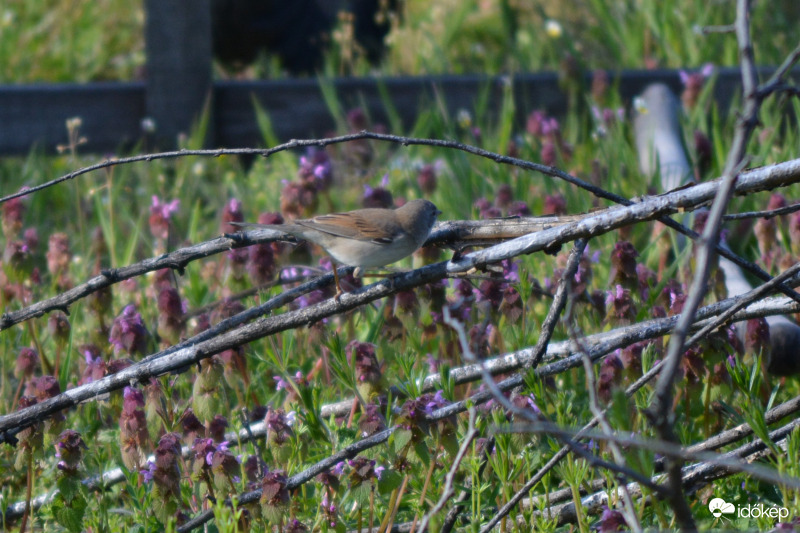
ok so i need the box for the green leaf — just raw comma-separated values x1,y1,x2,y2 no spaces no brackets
377,470,403,494
14,447,31,472
413,440,431,466
192,380,221,422
271,442,293,465
440,431,460,458
261,502,288,525
350,480,374,507
151,485,178,523
298,387,330,444
57,475,82,503
393,428,412,454
52,493,86,533
251,96,296,172
335,426,358,444
365,299,388,344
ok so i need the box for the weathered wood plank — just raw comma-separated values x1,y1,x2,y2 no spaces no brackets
144,0,213,147
0,83,145,155
0,68,756,156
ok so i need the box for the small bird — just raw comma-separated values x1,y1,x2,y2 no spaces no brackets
233,199,441,298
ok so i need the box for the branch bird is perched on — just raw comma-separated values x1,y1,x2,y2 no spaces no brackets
232,199,441,298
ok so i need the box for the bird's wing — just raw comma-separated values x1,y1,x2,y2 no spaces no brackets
297,212,395,244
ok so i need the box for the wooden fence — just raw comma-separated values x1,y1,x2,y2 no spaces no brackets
0,0,757,156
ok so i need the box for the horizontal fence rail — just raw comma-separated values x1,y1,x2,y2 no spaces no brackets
0,68,764,156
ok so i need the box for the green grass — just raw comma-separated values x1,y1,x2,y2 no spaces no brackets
3,0,800,83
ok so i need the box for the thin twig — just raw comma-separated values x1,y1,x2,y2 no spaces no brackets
722,202,800,220
501,419,800,491
757,41,800,97
647,2,761,528
566,292,643,532
523,239,587,371
514,392,800,521
699,24,735,34
511,414,800,527
416,408,478,533
439,436,494,533
0,132,621,206
684,261,800,348
183,273,310,318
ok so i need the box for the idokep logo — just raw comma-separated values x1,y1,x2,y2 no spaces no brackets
709,498,735,519
708,497,791,521
737,503,790,520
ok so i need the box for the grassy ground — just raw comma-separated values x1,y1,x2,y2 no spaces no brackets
3,0,800,82
2,1,800,532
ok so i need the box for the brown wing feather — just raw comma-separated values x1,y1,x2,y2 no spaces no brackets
296,212,397,243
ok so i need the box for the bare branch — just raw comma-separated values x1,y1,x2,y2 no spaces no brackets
723,202,800,221
523,239,587,372
416,408,478,533
699,24,735,34
5,153,800,334
439,436,494,533
567,289,643,532
502,419,800,491
684,261,800,349
514,414,800,527
758,41,800,97
648,2,761,528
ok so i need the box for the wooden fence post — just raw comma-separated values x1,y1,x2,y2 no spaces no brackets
144,0,213,148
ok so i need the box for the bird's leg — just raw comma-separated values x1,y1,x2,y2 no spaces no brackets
332,260,344,301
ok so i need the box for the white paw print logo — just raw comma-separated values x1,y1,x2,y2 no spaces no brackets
709,498,735,518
